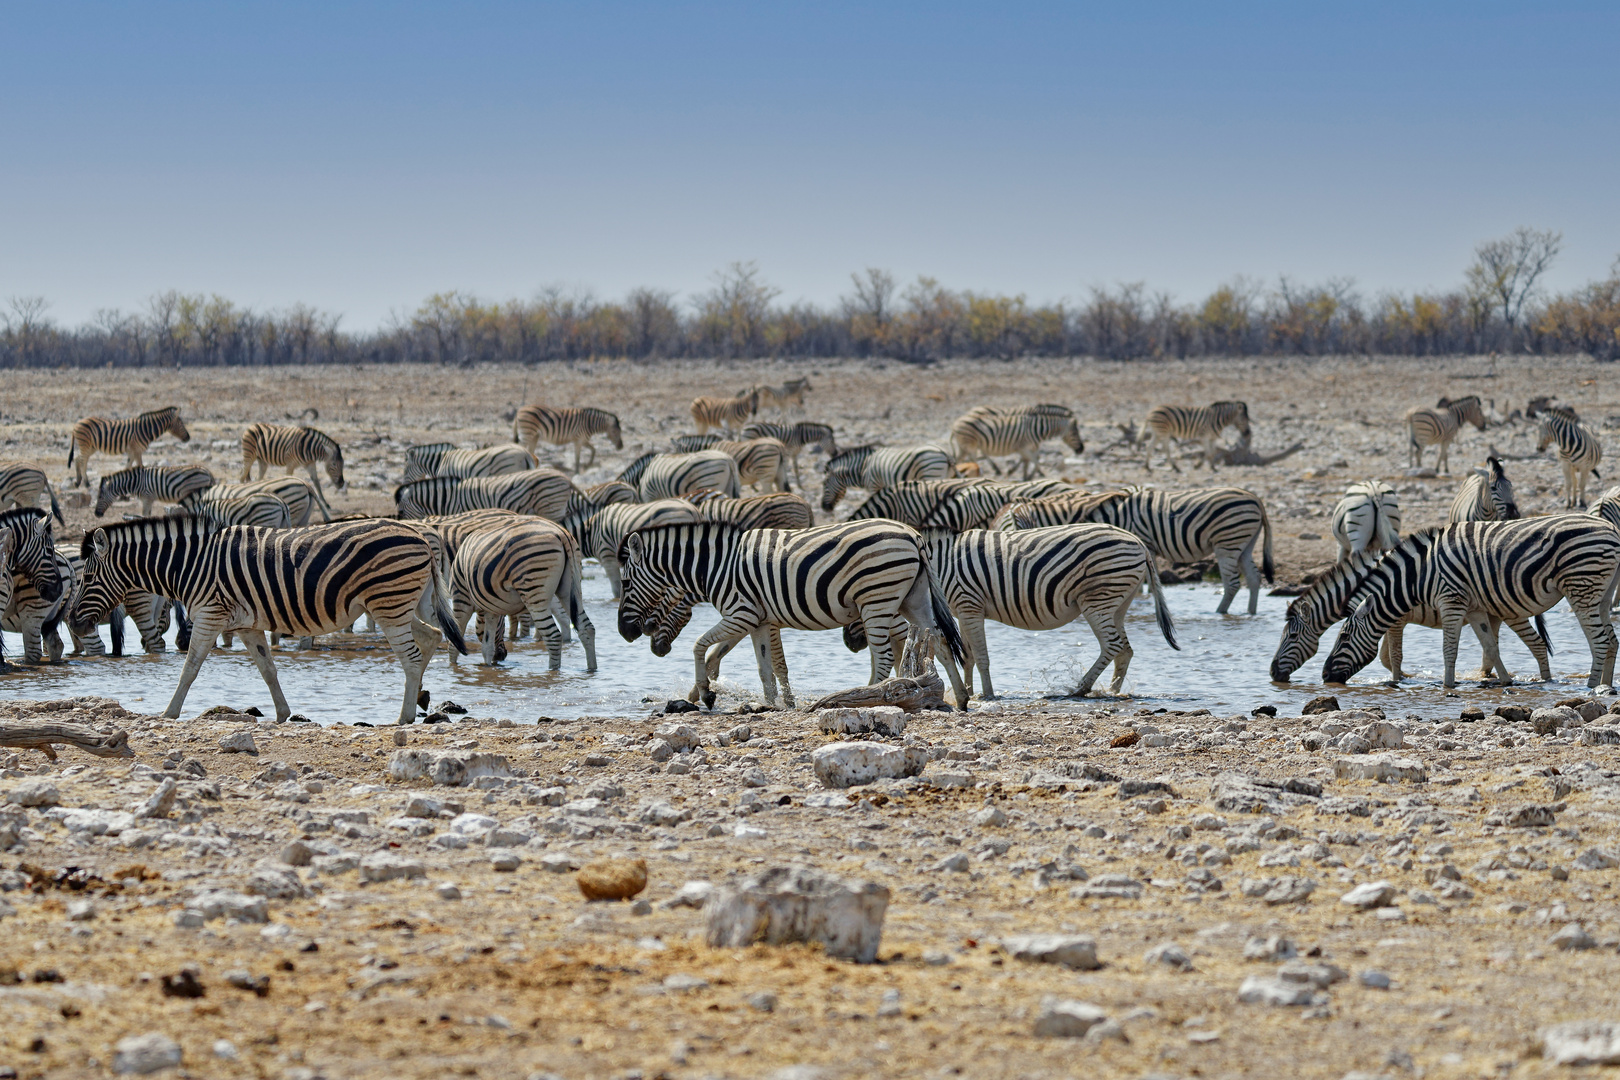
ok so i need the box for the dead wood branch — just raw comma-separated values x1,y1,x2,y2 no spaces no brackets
1206,439,1306,468
0,723,134,761
806,670,949,713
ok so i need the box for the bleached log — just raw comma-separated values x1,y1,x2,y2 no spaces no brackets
0,723,134,761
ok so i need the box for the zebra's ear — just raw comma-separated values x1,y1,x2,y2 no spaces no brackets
624,533,644,560
92,529,110,560
30,516,49,542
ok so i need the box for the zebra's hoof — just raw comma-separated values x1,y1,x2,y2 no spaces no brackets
701,690,717,710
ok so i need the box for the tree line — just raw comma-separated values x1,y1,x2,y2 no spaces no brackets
5,228,1617,367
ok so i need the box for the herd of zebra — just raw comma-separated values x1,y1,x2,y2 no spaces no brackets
0,385,1617,724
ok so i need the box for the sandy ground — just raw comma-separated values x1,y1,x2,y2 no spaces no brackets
2,356,1620,1078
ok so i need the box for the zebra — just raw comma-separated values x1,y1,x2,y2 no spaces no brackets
1330,480,1401,561
1269,547,1552,684
123,589,173,653
579,500,700,598
669,438,789,492
1141,401,1250,473
740,420,838,485
1322,518,1620,689
618,520,968,710
1592,487,1620,531
690,389,760,434
2,545,124,663
173,491,294,529
395,469,575,521
240,423,345,514
0,508,64,608
0,532,10,665
757,377,811,415
1527,397,1580,423
1538,412,1603,509
512,406,624,473
1449,457,1519,522
0,461,64,523
848,478,1074,532
948,405,1083,479
999,486,1274,615
686,490,815,531
451,519,596,670
95,464,215,518
67,406,190,488
619,450,741,500
821,445,955,512
404,443,538,483
182,476,325,525
1404,395,1486,474
70,516,467,724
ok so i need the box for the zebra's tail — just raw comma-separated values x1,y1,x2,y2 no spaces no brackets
1535,612,1554,656
66,441,75,469
1260,502,1275,584
45,482,63,525
428,558,468,655
1145,563,1180,651
923,558,966,666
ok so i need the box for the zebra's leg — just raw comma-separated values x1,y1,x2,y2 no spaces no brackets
1469,615,1510,683
1071,607,1122,696
1380,622,1409,680
748,628,780,706
1566,592,1617,687
1237,537,1262,615
237,629,295,721
604,558,623,600
21,620,43,664
958,610,992,699
1105,590,1136,693
545,598,569,643
1438,608,1466,688
378,622,430,726
165,614,225,718
1213,547,1243,615
477,613,500,665
1504,616,1552,680
690,614,755,707
531,604,565,670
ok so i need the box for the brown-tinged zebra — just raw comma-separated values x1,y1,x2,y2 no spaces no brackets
1449,457,1519,523
394,469,575,521
0,508,65,666
757,377,811,415
1404,395,1486,474
848,478,1074,531
1538,411,1603,508
451,519,595,670
948,404,1083,479
670,435,790,492
1141,401,1250,473
70,516,466,723
686,490,815,531
618,450,741,500
0,461,64,523
578,499,700,598
690,389,760,434
617,520,969,710
512,406,624,472
240,423,345,514
739,420,838,485
404,443,537,483
68,406,190,488
1330,479,1401,561
821,445,955,512
95,465,215,518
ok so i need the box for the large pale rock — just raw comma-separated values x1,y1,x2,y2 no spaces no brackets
1001,934,1100,970
1032,997,1109,1037
1533,706,1583,734
1355,722,1405,749
1485,804,1560,828
387,749,512,787
218,729,258,755
653,723,701,752
1334,755,1427,784
1208,773,1322,815
359,852,425,883
1240,876,1317,905
46,807,137,835
811,742,927,789
817,707,907,737
1543,1021,1620,1065
112,1032,183,1074
1339,881,1396,909
9,780,60,807
131,778,178,819
1237,975,1317,1007
704,866,889,963
190,890,268,923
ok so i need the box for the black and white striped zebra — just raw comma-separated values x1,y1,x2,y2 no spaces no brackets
70,517,467,723
0,508,63,608
690,390,760,434
1269,547,1551,684
999,486,1274,615
739,420,838,485
578,500,700,597
182,476,325,525
1404,395,1486,474
0,533,11,666
512,406,624,472
0,461,64,523
174,491,294,529
1322,518,1620,688
1537,412,1604,508
404,443,538,483
848,478,1074,531
3,545,125,663
821,445,955,512
949,404,1083,479
617,520,969,710
450,519,595,670
68,406,190,488
123,589,173,653
395,469,575,521
686,490,815,531
240,423,345,514
1448,457,1519,522
95,465,215,518
618,450,741,500
1141,401,1250,473
1330,480,1401,561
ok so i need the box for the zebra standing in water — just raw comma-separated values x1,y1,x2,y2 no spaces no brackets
182,476,325,525
949,404,1083,479
95,465,215,518
67,406,191,488
1404,395,1486,474
619,450,741,500
686,490,815,531
1322,518,1620,689
618,520,969,710
690,390,760,434
0,462,64,523
240,423,345,515
578,500,700,598
821,445,955,512
1538,411,1604,508
1140,401,1250,473
1330,480,1401,561
848,478,1072,531
395,470,575,520
70,517,466,724
404,443,537,482
740,421,838,485
1449,457,1519,522
0,533,10,665
512,406,624,472
451,519,595,670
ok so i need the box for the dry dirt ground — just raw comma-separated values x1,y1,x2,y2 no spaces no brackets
3,356,1620,1080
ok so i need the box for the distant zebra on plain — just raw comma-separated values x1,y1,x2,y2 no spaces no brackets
1538,411,1603,508
68,406,191,488
618,450,741,500
511,406,624,472
451,519,595,670
180,476,324,525
617,520,968,710
949,404,1083,479
1449,457,1519,522
740,420,838,485
690,390,760,434
849,478,1073,531
757,377,811,415
95,465,215,517
71,517,466,723
404,443,538,482
1405,395,1486,474
240,423,345,514
1322,517,1620,688
0,462,64,523
1141,401,1250,473
1330,480,1401,561
395,469,575,521
686,490,815,531
821,445,955,512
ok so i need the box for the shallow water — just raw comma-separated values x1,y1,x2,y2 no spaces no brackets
0,570,1605,724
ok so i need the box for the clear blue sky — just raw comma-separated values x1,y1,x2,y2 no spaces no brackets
3,1,1616,329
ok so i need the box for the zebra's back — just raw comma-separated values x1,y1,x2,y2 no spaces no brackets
689,491,814,530
638,451,741,500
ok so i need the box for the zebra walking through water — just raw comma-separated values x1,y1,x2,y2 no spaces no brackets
1404,395,1486,474
70,517,466,724
949,404,1083,479
511,407,624,472
240,423,345,515
1140,401,1250,473
1538,411,1603,508
1449,457,1519,522
95,465,215,517
68,406,191,488
820,445,955,512
450,519,596,670
404,443,538,482
1330,480,1401,561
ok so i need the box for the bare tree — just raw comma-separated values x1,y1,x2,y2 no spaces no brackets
843,268,896,324
3,296,51,335
1467,226,1562,328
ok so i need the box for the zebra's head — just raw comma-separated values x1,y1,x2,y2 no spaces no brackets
94,466,144,518
599,410,624,450
1321,603,1382,686
1440,395,1487,431
1270,595,1328,682
70,527,125,635
1061,416,1084,454
0,509,62,604
403,443,454,483
1483,456,1519,520
616,532,665,643
1535,416,1563,454
645,588,695,657
1214,401,1251,435
394,479,446,519
325,442,345,490
152,407,190,443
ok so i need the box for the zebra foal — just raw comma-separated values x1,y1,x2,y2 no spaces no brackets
1538,412,1603,508
690,390,760,434
821,445,955,512
95,465,215,517
1330,480,1401,561
1141,401,1249,473
1404,395,1485,474
404,443,537,482
240,423,345,514
512,406,624,473
949,405,1083,479
68,406,190,488
757,377,811,415
0,462,64,523
451,520,595,670
70,517,467,724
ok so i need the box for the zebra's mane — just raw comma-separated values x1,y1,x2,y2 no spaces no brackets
825,444,878,469
618,451,658,484
406,442,455,457
0,507,48,531
1287,548,1382,615
137,406,180,420
82,513,216,559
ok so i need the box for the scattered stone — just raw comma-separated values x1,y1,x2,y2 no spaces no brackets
1576,849,1619,871
160,969,205,998
1144,942,1193,971
112,1033,183,1075
386,748,512,786
1543,1020,1620,1066
1552,923,1597,951
1333,755,1427,784
359,853,425,883
817,706,907,737
490,851,522,872
1459,705,1485,722
1494,704,1531,723
1110,731,1140,748
705,866,889,963
1238,975,1317,1007
1240,876,1317,905
1533,706,1583,735
1243,935,1297,961
436,882,462,900
653,723,700,752
190,890,268,923
9,780,59,808
662,881,715,909
1032,997,1109,1038
1251,705,1278,718
811,742,927,789
540,852,578,874
1000,934,1100,970
130,778,178,820
1486,804,1560,828
1358,969,1391,989
577,858,648,901
224,969,271,996
217,729,258,755
747,991,778,1012
1071,874,1143,900
971,805,1007,827
1339,881,1396,909
1278,961,1347,988
1302,695,1340,715
662,973,709,993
